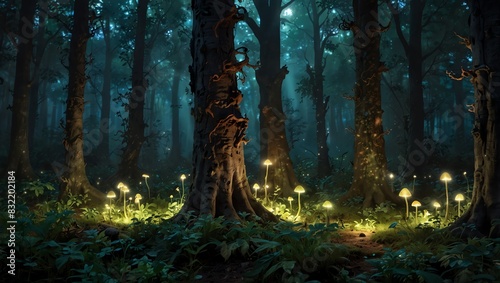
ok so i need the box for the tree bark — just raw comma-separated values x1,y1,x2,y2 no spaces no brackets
6,0,36,181
450,0,500,238
245,0,298,195
115,0,149,182
94,11,112,161
174,0,277,222
341,0,400,208
60,0,105,203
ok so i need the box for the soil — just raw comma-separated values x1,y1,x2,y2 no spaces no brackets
195,229,385,282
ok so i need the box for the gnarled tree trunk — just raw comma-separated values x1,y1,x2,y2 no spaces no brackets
60,0,105,203
450,0,500,238
341,0,400,208
6,0,36,181
174,0,276,222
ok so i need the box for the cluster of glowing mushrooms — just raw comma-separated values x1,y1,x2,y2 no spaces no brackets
105,173,188,221
398,172,466,225
253,159,333,223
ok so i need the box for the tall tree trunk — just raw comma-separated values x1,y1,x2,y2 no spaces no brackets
391,0,426,176
244,0,298,195
28,0,48,149
115,0,149,182
95,12,112,160
174,0,276,222
6,0,36,181
341,0,400,208
450,0,500,238
169,63,182,162
407,0,425,172
309,1,331,178
60,0,105,203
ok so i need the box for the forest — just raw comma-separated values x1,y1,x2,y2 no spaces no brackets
1,0,500,282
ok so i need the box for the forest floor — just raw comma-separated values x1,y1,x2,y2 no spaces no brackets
197,229,384,282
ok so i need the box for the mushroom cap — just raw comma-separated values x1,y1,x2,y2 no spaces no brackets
117,182,125,189
399,188,412,198
142,174,150,178
263,159,272,166
287,196,294,201
107,191,116,198
135,194,142,200
121,185,130,193
433,202,441,208
253,183,260,190
294,185,305,194
180,174,186,180
455,193,465,201
411,200,422,207
322,201,333,209
440,172,452,181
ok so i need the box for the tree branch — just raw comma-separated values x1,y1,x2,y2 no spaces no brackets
281,0,296,11
386,0,409,55
243,12,261,40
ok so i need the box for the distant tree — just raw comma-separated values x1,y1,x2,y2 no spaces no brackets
449,0,500,238
93,2,116,161
387,0,448,176
6,0,36,181
243,0,298,195
114,0,149,182
60,0,105,202
174,0,277,221
340,0,400,208
296,0,338,178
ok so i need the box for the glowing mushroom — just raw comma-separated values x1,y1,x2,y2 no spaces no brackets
253,183,260,198
287,196,294,211
106,191,116,220
263,159,272,204
180,174,186,202
142,174,151,198
117,183,130,218
455,193,465,217
463,171,470,198
322,201,333,225
411,200,421,225
135,193,143,207
398,188,412,218
294,185,305,218
412,175,417,194
433,201,441,214
440,172,452,222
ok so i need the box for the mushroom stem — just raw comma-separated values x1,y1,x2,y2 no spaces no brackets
296,193,301,218
405,197,409,219
444,181,449,222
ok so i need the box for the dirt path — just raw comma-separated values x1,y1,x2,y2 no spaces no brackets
334,230,385,276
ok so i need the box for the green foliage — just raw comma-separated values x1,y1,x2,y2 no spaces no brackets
244,222,348,282
367,249,443,283
440,237,500,281
23,181,56,197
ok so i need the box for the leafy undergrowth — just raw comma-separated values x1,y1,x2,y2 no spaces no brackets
1,181,500,282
